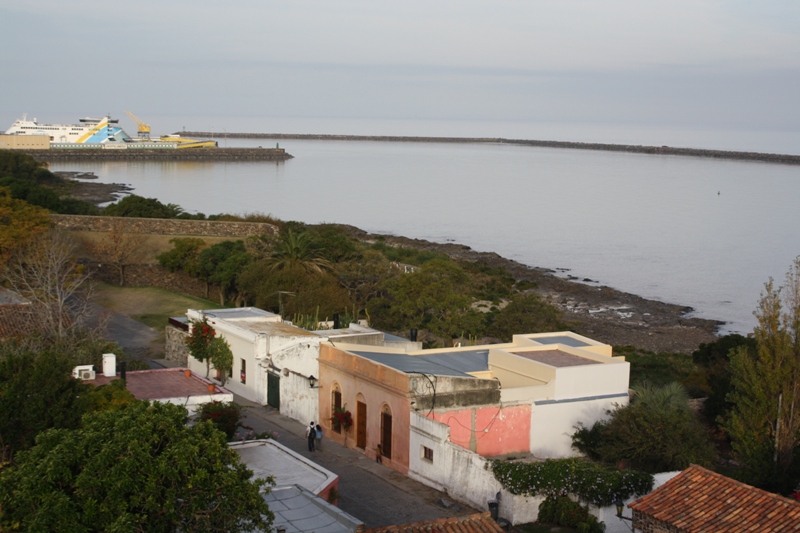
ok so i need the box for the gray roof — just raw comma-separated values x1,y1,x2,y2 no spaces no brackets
202,307,278,320
417,349,489,374
350,350,484,377
263,485,363,533
530,334,590,348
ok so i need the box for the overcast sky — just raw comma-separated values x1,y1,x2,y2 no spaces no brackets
2,1,799,137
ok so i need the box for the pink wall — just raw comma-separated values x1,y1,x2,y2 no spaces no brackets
430,403,531,456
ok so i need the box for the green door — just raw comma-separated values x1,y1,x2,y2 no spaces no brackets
267,372,280,409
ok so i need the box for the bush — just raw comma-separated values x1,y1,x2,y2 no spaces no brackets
196,401,245,439
537,495,605,533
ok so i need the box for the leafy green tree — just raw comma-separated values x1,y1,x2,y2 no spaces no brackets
240,260,353,318
157,237,207,276
725,257,800,490
691,334,756,422
103,194,184,218
186,318,216,377
572,382,716,473
207,336,234,386
369,259,484,342
82,379,137,413
0,350,90,454
266,228,332,274
336,249,400,308
488,292,565,341
0,187,51,265
196,240,252,305
0,401,273,532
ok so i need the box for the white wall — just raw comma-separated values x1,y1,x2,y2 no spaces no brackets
530,395,628,458
266,337,323,424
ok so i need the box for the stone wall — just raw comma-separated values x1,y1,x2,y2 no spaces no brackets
52,214,279,237
166,325,190,365
23,147,292,162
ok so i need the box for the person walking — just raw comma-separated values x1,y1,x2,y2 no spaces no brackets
307,422,316,452
315,423,323,451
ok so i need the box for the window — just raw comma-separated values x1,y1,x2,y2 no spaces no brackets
422,446,434,462
240,359,246,384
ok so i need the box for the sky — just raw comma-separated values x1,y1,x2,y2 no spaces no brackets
2,1,800,137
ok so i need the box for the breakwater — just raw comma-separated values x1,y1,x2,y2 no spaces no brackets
181,132,800,165
20,147,292,163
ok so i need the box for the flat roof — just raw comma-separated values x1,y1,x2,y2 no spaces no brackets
527,334,591,347
350,350,473,377
91,368,227,400
231,440,336,495
265,486,362,533
202,307,278,320
417,349,490,374
509,349,600,368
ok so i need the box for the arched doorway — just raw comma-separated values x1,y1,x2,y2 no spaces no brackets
331,383,342,434
380,404,392,460
356,393,367,450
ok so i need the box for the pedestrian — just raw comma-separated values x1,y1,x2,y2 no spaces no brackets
315,423,323,451
307,422,316,452
376,444,383,464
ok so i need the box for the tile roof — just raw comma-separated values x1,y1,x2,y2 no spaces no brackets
364,512,503,533
629,464,800,532
91,368,225,400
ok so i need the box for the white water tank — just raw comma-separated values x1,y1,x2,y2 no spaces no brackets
102,353,117,377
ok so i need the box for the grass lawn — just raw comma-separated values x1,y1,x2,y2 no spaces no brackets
93,283,223,344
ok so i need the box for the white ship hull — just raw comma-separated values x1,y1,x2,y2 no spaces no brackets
4,115,132,144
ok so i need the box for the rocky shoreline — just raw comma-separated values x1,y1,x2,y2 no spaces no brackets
62,178,722,353
343,227,721,353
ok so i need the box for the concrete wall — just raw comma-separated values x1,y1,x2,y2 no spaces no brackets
24,147,292,162
52,214,278,237
530,394,628,458
266,336,323,426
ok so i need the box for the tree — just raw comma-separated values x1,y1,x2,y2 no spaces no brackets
158,237,207,276
369,259,485,342
691,334,756,422
83,219,146,285
0,350,90,455
725,257,800,490
186,317,216,377
0,187,51,265
2,230,94,340
207,336,233,385
0,401,273,532
266,228,332,274
103,194,184,218
196,240,252,305
572,382,716,473
488,292,565,341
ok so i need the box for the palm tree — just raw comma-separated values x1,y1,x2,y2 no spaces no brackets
266,229,332,274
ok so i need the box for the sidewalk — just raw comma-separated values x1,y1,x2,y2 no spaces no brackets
231,394,480,528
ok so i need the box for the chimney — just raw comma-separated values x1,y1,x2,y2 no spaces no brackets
120,361,127,381
333,313,340,329
102,353,117,377
410,328,418,342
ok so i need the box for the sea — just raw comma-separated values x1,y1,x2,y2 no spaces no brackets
47,117,800,335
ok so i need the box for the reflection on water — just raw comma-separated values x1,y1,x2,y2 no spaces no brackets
51,138,800,334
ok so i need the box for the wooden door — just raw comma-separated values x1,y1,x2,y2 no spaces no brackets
267,372,280,409
356,401,367,449
332,390,342,433
381,411,393,459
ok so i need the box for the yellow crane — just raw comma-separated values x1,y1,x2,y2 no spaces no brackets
125,110,151,140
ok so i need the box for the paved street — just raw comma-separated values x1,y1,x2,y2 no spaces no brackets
231,395,480,528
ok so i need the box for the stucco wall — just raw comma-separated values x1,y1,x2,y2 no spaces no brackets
318,344,411,474
530,395,628,458
429,403,531,456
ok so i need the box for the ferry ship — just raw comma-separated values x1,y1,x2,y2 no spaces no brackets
4,114,217,149
4,115,132,145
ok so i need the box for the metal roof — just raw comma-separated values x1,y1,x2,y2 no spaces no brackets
417,349,489,374
350,351,474,377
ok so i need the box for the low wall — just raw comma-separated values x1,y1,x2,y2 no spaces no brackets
52,214,279,237
166,325,190,365
179,132,800,165
22,147,292,162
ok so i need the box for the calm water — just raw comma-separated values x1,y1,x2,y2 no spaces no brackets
51,131,800,335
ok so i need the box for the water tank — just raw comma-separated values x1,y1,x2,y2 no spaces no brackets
102,353,117,377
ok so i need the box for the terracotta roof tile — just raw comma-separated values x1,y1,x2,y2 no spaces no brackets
630,464,800,532
364,513,503,533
